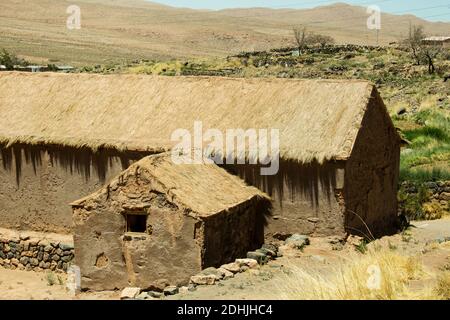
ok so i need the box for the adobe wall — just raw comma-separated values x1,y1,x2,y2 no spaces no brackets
344,90,400,238
202,199,266,267
0,144,144,234
227,161,347,239
73,176,203,290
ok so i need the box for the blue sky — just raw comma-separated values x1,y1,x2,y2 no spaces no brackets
150,0,450,21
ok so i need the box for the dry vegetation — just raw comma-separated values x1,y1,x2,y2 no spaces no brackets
275,245,449,300
1,0,450,65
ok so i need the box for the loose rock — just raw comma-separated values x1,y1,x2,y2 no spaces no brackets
285,234,310,249
190,274,217,285
235,258,259,269
163,286,179,296
120,287,141,300
221,262,241,273
247,251,269,265
217,267,234,280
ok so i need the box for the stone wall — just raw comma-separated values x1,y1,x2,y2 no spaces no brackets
400,181,450,220
0,228,74,272
423,181,450,203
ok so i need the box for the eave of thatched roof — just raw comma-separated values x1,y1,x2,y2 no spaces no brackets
71,153,270,217
0,72,378,163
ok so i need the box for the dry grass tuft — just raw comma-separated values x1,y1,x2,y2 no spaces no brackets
274,247,449,300
435,271,450,300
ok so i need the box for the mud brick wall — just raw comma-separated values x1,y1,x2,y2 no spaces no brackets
0,235,74,272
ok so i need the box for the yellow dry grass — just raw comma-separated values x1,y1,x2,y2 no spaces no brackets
72,153,270,217
435,271,450,300
2,0,450,65
274,247,449,300
0,72,377,164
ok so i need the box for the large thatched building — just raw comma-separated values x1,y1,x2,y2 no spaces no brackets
0,72,400,238
71,153,270,290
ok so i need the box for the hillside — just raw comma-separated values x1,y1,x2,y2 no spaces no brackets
1,0,450,65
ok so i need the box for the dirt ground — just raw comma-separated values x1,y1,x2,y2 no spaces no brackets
0,218,448,300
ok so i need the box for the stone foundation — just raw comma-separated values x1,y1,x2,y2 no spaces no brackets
0,228,74,272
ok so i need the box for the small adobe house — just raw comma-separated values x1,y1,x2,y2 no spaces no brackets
0,72,400,239
422,36,450,47
71,153,270,290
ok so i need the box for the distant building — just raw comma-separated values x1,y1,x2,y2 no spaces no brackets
422,36,450,47
56,65,75,73
13,65,48,72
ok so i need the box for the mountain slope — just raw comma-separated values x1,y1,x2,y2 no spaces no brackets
0,0,449,65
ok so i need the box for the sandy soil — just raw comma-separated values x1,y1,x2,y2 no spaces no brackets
0,219,448,300
168,219,450,300
2,0,450,65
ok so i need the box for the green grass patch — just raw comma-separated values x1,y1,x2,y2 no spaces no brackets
400,167,450,183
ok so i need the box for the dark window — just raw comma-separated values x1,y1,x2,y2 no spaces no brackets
125,213,147,233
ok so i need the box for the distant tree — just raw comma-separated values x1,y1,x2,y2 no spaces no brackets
0,49,15,70
293,25,308,52
404,24,426,66
0,49,27,70
307,33,335,48
293,26,335,51
403,24,441,74
421,44,442,74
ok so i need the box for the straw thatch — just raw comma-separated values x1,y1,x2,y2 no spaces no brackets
0,72,376,163
72,153,270,217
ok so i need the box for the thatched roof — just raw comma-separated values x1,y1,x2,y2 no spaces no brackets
0,72,381,163
72,153,270,217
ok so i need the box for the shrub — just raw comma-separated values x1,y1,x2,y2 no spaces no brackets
46,272,57,286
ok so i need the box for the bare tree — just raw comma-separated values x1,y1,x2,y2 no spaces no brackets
293,26,335,51
404,24,426,66
308,33,335,48
403,24,442,74
422,44,441,74
293,25,308,52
